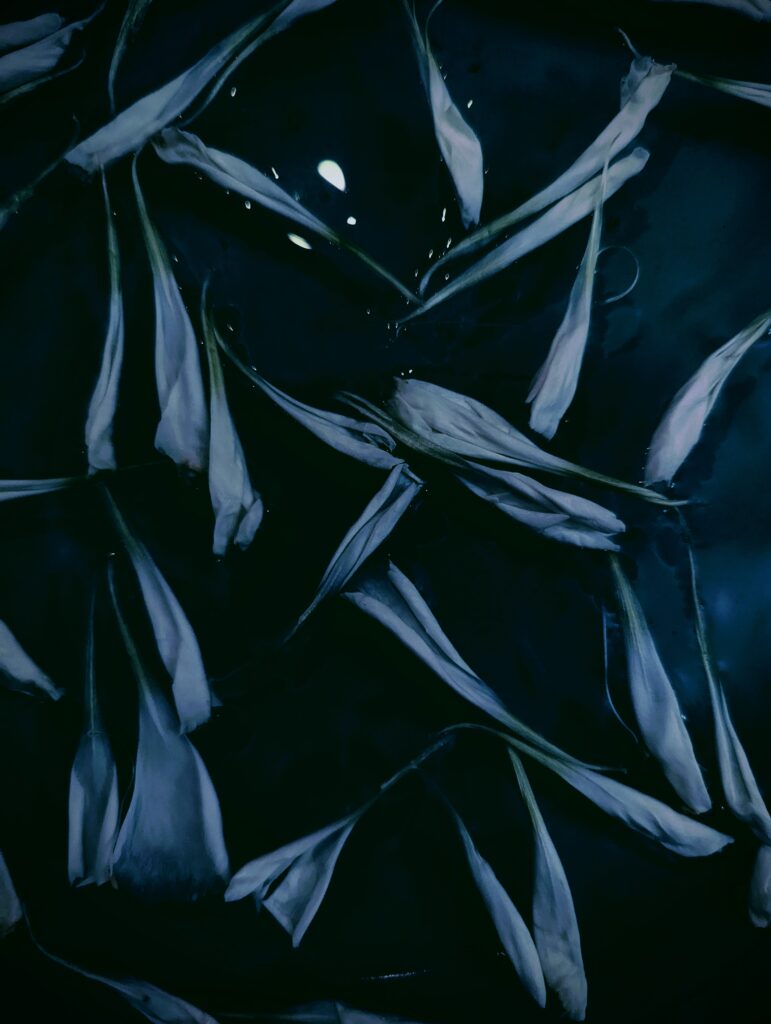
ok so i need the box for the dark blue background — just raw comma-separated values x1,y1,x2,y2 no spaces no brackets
1,1,770,1020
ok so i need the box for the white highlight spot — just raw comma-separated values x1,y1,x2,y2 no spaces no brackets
441,207,446,223
230,86,237,98
346,215,357,226
317,159,346,192
271,167,279,180
288,233,312,250
244,200,252,210
467,99,473,109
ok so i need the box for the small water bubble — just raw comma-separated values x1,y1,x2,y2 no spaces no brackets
407,368,413,374
244,200,252,210
365,308,371,315
271,167,279,180
444,273,450,281
346,215,357,225
428,248,434,258
413,269,419,278
445,237,452,249
467,99,473,109
441,207,446,223
288,232,312,250
172,254,179,263
230,86,237,98
317,159,346,191
226,323,235,333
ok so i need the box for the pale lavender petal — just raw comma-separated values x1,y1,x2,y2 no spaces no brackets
0,619,63,699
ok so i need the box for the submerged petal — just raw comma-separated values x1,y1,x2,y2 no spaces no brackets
110,575,229,898
452,812,546,1007
0,619,62,699
0,15,64,53
457,462,624,550
749,845,771,928
0,477,75,502
86,173,125,473
133,161,208,472
511,753,586,1021
202,293,263,555
0,14,90,95
403,0,483,227
645,307,771,484
0,851,22,936
611,557,710,813
105,493,212,733
291,463,421,634
67,0,337,173
67,598,119,887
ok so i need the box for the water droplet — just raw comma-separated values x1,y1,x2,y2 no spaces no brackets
244,200,252,210
428,249,434,258
441,207,446,223
230,86,237,98
365,308,371,316
445,237,452,249
271,167,279,180
346,215,357,225
288,233,312,250
172,254,179,263
407,368,413,374
444,273,450,281
226,324,235,333
317,159,346,191
414,269,419,278
467,99,473,109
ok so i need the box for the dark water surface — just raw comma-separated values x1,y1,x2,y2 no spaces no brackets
1,1,770,1021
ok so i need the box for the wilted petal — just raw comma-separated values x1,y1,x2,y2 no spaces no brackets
407,149,648,321
344,562,581,764
86,173,125,473
67,601,119,887
132,162,208,472
749,845,771,928
0,13,91,95
403,0,483,227
202,295,263,556
511,753,586,1021
66,0,337,173
536,753,732,857
0,619,63,699
457,462,624,550
217,340,400,470
110,578,229,898
107,0,154,112
0,14,64,52
527,154,609,440
611,557,710,813
382,377,673,504
106,493,212,733
153,128,337,242
0,477,75,501
0,851,22,936
644,307,771,484
422,56,671,288
452,812,546,1007
291,463,421,634
226,812,360,944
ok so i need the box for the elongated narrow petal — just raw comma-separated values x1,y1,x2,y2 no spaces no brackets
105,493,211,733
344,562,585,765
34,942,221,1024
107,0,153,113
132,161,208,472
384,377,674,505
611,557,710,812
67,599,119,887
202,297,263,555
217,339,400,470
645,307,771,484
154,128,337,242
511,753,586,1021
710,684,771,840
67,0,336,173
0,14,90,94
291,463,421,633
535,753,732,857
0,620,62,699
110,574,229,898
407,149,648,321
422,57,671,289
527,154,609,440
0,14,64,52
403,0,483,227
658,0,770,18
457,462,624,550
0,477,75,501
452,813,546,1006
0,851,22,936
86,173,125,473
749,845,771,928
226,812,360,945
